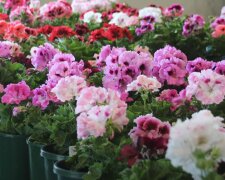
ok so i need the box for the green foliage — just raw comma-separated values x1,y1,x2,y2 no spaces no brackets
137,17,225,61
30,103,76,154
0,59,26,85
87,72,103,87
119,159,192,180
39,14,80,28
66,137,127,180
55,37,100,61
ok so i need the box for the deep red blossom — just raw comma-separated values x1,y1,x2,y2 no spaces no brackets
118,144,140,167
89,29,104,42
48,26,76,41
75,24,89,36
38,25,54,34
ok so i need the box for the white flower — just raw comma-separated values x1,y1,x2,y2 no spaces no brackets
126,75,161,92
83,11,102,24
109,12,130,27
51,75,87,102
166,110,225,180
139,7,162,22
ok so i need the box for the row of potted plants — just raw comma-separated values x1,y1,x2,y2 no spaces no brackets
0,0,225,180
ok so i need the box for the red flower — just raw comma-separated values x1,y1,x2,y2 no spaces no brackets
89,29,104,42
212,25,225,38
118,144,140,167
75,24,89,36
49,26,75,41
38,25,54,34
0,13,9,21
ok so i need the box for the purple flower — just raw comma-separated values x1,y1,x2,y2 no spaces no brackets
164,4,184,17
98,46,152,92
186,57,215,73
182,14,205,37
32,86,49,110
152,45,187,85
211,17,225,30
30,43,59,71
215,60,225,75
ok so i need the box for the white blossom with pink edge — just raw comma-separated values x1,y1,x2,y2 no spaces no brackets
51,75,87,102
126,75,161,92
76,86,128,139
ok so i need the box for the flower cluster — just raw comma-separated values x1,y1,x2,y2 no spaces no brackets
75,87,128,139
1,81,31,105
166,110,225,180
126,75,161,92
138,6,162,22
109,12,138,28
89,23,132,42
186,57,215,74
182,14,205,37
30,43,59,71
97,45,152,92
163,4,184,17
152,45,187,86
135,16,155,36
83,11,102,24
51,75,87,102
40,0,72,21
129,114,170,158
0,41,22,58
186,69,225,105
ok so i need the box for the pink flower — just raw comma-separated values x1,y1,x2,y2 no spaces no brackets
126,75,161,92
77,110,108,139
152,45,187,86
40,0,72,21
1,81,31,105
32,86,49,110
51,75,87,102
212,24,225,38
76,86,108,114
163,4,184,17
182,14,205,37
9,6,34,24
30,43,59,71
129,114,170,157
215,60,225,75
186,69,225,105
0,41,22,58
4,0,28,10
12,106,24,116
186,57,215,73
76,87,128,139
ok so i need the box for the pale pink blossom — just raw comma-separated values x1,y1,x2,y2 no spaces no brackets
0,84,4,93
186,69,225,105
51,75,87,102
126,75,161,92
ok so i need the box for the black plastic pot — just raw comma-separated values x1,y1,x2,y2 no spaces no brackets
0,133,30,180
41,145,68,180
27,137,46,180
53,160,85,180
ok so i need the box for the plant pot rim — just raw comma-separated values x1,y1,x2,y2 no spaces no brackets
41,144,68,161
53,160,86,179
26,136,45,148
0,132,26,138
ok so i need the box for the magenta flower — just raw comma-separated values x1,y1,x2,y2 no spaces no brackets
215,60,225,75
1,81,31,105
182,14,205,37
152,46,187,86
32,86,50,110
211,17,225,30
186,57,215,74
129,114,170,157
30,43,59,71
97,46,152,92
164,4,184,17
